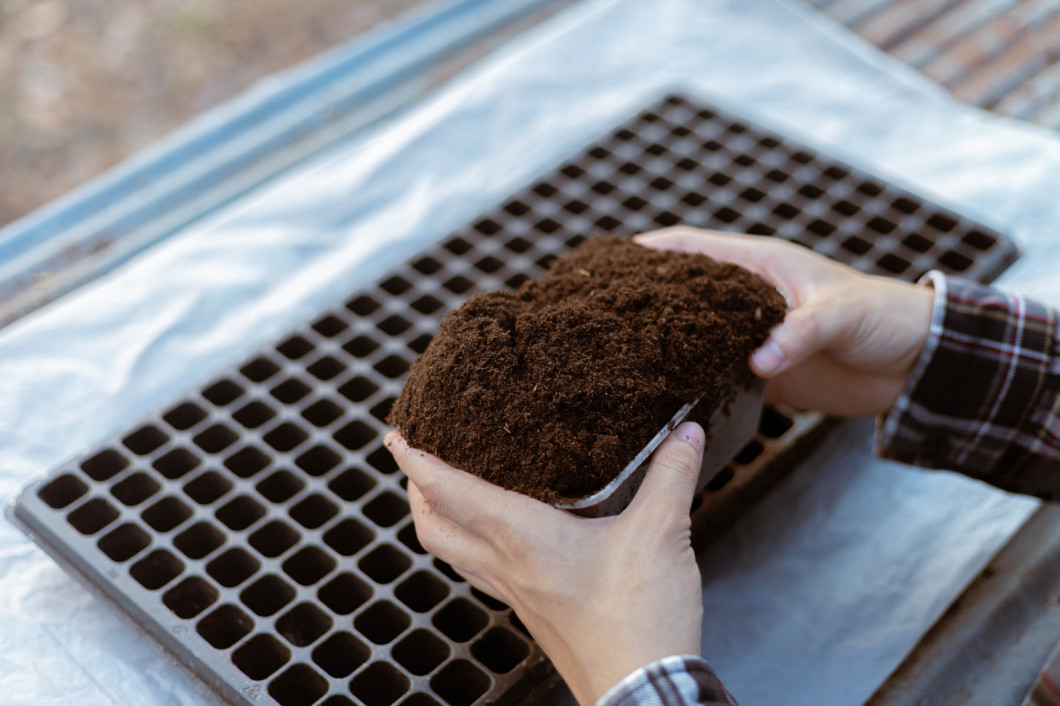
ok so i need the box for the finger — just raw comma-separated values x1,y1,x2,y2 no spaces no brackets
407,481,497,571
387,430,544,535
749,300,845,377
625,421,705,519
633,228,790,278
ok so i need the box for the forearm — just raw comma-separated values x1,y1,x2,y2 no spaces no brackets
877,272,1060,497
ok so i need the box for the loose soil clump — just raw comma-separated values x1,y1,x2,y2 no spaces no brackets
388,235,785,503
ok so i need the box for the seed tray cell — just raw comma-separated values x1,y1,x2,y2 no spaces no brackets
14,93,1017,706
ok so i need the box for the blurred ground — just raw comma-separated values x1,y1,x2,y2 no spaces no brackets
0,0,425,228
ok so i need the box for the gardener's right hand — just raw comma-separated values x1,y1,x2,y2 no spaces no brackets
635,227,935,416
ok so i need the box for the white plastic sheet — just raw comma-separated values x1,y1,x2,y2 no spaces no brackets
3,0,1060,703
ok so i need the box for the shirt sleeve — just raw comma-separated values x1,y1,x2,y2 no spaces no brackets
877,271,1060,498
595,655,738,706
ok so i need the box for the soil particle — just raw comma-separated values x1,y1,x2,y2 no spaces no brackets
388,235,785,503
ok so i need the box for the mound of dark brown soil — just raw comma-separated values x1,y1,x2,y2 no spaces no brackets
388,235,785,503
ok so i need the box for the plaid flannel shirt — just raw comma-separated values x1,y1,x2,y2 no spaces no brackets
598,272,1060,706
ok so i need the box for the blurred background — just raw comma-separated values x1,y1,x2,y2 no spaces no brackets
0,0,428,228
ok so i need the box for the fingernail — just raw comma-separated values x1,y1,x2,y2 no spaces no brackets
674,422,705,453
751,339,785,375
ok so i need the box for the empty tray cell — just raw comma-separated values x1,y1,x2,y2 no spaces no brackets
307,355,346,381
240,574,296,617
408,334,433,355
395,571,449,613
223,446,271,479
97,523,151,562
130,548,184,590
338,376,379,403
354,601,410,645
472,627,530,674
295,444,342,477
902,233,933,252
347,294,381,317
302,398,344,427
232,400,277,429
393,629,450,676
878,253,911,275
196,603,254,650
370,397,397,424
363,491,409,528
248,520,301,558
162,402,208,431
276,602,333,647
173,521,225,560
939,250,974,272
202,379,245,407
232,633,290,681
733,440,765,466
193,424,239,454
153,447,202,480
342,334,379,358
759,407,795,439
282,546,335,586
411,294,445,315
432,598,487,643
112,472,161,506
271,378,312,405
67,497,120,535
376,354,412,380
350,662,410,706
276,335,315,361
832,200,860,217
705,468,735,492
841,236,873,255
381,274,415,294
206,547,260,588
430,659,491,706
269,663,329,706
401,694,443,706
311,314,349,338
81,448,130,481
926,213,958,232
334,420,377,451
141,496,193,532
263,422,310,453
215,495,266,531
322,518,374,557
38,473,88,509
183,470,232,505
240,357,282,383
123,425,169,456
358,544,411,584
328,468,375,503
256,470,305,503
964,230,996,250
321,697,356,706
288,493,338,530
365,446,399,475
312,631,369,678
318,572,372,616
163,576,219,619
379,315,413,337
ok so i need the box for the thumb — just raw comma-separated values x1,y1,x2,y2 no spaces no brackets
625,422,705,518
750,301,845,377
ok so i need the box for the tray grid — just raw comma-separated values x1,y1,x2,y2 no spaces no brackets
15,93,1017,706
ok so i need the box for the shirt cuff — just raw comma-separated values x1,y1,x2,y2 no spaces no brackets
596,655,737,706
876,271,1060,495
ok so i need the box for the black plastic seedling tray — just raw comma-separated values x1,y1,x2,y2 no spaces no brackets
12,94,1018,706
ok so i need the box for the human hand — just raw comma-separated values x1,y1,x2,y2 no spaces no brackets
385,423,707,706
634,227,934,416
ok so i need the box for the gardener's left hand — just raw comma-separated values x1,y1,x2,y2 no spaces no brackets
385,423,707,706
